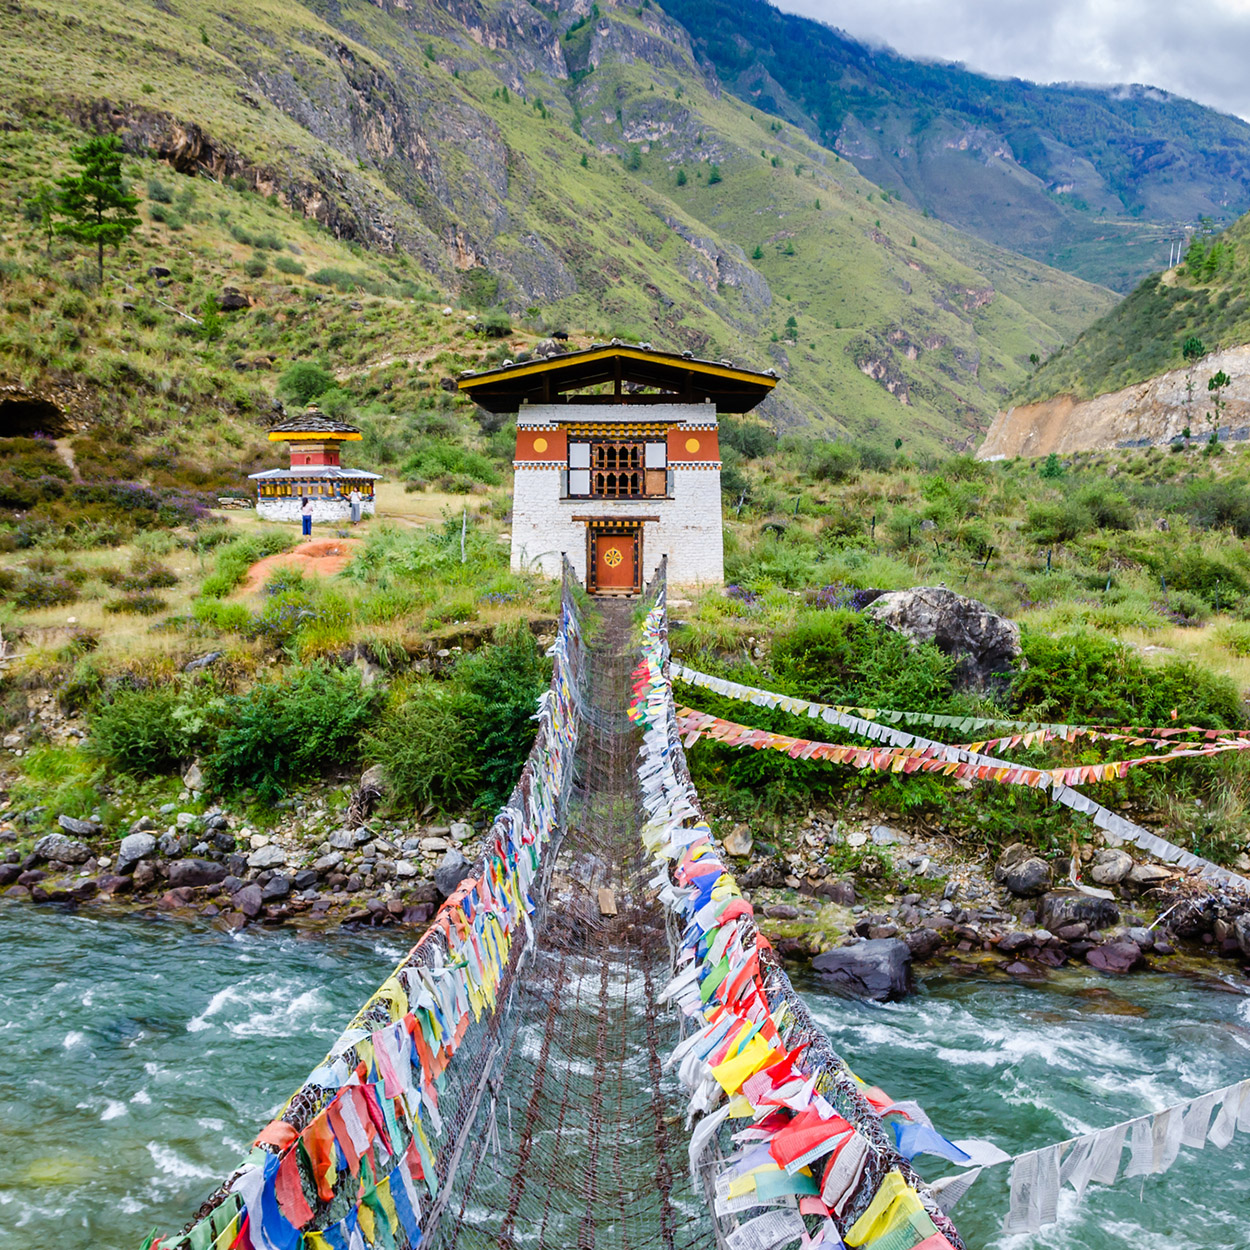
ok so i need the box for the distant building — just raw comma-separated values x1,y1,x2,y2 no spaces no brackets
248,406,381,523
459,344,777,593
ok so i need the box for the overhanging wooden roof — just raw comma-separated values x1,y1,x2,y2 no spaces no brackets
457,344,778,414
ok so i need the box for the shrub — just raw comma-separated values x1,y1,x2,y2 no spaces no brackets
1075,485,1133,530
454,624,549,808
13,572,79,609
769,611,962,711
1023,500,1091,544
147,177,173,203
199,530,294,598
480,307,512,338
1014,630,1243,727
719,417,777,459
274,256,305,276
400,440,500,488
88,686,199,774
103,593,167,615
207,664,375,800
1216,622,1250,657
365,683,479,809
243,254,268,277
810,442,859,483
278,361,334,405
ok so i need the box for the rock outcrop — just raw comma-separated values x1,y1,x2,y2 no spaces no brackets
980,344,1250,458
812,938,912,1001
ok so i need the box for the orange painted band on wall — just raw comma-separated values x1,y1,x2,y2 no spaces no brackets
667,427,719,462
515,428,568,461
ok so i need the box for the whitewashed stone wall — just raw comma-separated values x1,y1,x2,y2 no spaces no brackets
510,467,724,588
256,497,376,524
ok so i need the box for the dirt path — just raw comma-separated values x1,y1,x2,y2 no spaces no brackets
240,537,363,594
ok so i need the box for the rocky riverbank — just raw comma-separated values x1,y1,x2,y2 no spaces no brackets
2,783,1247,997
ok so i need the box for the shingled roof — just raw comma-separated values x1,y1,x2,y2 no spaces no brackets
457,342,778,414
267,405,362,440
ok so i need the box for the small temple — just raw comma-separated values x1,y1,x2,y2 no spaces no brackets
248,406,381,523
459,343,777,594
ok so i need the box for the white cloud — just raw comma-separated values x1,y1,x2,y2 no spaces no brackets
771,0,1250,121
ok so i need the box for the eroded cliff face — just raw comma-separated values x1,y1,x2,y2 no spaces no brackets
979,344,1250,458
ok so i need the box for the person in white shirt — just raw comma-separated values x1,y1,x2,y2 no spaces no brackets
349,487,362,525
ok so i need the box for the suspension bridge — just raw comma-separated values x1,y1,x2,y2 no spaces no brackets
148,561,1250,1250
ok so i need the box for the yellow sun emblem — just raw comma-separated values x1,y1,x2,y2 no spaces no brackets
603,546,623,567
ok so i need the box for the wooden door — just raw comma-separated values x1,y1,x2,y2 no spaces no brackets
590,529,640,594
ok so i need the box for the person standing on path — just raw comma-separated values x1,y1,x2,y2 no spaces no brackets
300,495,313,538
349,486,362,526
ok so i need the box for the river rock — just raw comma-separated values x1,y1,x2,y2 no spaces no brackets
870,825,902,846
117,832,158,875
130,815,159,834
764,903,800,920
328,830,357,851
817,879,857,905
723,825,753,857
315,852,344,873
1000,856,1052,897
1234,913,1250,957
1089,848,1134,886
248,844,288,869
1126,863,1174,890
865,586,1021,693
182,761,205,791
813,939,912,1001
235,883,264,917
1086,941,1143,973
434,849,472,898
261,874,291,901
450,820,473,842
905,928,944,960
57,814,101,838
167,858,227,888
1039,890,1119,932
33,832,92,864
158,832,185,857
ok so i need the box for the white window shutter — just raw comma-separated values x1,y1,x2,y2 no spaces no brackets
568,468,591,495
568,442,591,469
645,441,667,469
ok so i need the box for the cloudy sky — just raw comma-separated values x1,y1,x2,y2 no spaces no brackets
774,0,1250,121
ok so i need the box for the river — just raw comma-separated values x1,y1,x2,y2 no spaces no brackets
2,904,1248,1249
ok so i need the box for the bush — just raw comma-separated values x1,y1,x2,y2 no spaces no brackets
1075,485,1133,530
769,611,962,711
454,624,549,808
13,572,79,609
278,361,334,405
1014,630,1243,728
199,530,294,598
400,440,500,488
274,256,305,276
810,442,859,483
207,664,376,800
243,254,268,277
103,593,167,615
365,683,479,809
719,417,777,459
480,307,512,338
1023,500,1092,544
88,686,197,774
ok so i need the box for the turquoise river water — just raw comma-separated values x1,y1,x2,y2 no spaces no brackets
2,904,1249,1249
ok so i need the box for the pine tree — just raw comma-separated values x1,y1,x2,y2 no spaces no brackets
57,134,140,283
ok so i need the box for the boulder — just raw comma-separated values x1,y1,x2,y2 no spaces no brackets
167,859,227,888
33,832,92,865
1085,941,1143,974
434,849,472,899
764,903,800,920
328,830,356,851
449,820,474,842
182,761,205,792
116,832,158,875
812,939,912,1001
57,814,101,838
1039,890,1120,932
314,852,344,873
870,825,902,846
218,287,251,311
723,825,753,857
865,586,1021,693
248,844,288,869
1089,848,1134,886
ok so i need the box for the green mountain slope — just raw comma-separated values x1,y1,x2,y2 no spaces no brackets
661,0,1250,292
0,0,1115,450
1016,217,1250,404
